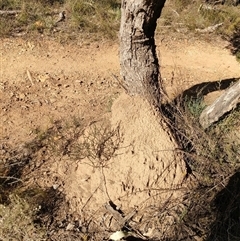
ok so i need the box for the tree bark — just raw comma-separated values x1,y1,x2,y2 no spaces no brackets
120,0,166,105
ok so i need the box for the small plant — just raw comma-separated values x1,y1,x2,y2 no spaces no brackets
27,118,122,168
185,96,206,118
72,123,122,167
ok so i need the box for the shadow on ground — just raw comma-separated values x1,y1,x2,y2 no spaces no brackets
207,172,240,241
179,77,239,99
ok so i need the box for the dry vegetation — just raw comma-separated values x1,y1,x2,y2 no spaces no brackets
159,0,240,60
0,0,240,240
0,0,121,39
160,93,240,240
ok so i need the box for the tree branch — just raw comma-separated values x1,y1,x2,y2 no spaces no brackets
0,10,21,15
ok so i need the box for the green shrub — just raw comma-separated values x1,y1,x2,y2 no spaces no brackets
185,96,206,118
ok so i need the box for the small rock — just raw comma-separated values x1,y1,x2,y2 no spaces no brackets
80,226,87,233
18,93,25,100
66,223,75,231
52,184,59,190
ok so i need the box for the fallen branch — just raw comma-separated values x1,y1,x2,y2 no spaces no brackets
0,10,21,16
195,23,223,33
54,11,66,25
199,79,240,129
105,202,147,239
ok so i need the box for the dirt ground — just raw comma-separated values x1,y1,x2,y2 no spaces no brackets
1,34,240,239
1,35,239,143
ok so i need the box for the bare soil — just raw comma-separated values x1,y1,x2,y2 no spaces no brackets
0,34,239,239
1,36,239,144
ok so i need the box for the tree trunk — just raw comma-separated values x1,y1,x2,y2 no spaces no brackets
120,0,166,105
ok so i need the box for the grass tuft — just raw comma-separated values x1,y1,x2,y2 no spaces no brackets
0,194,47,240
0,0,121,39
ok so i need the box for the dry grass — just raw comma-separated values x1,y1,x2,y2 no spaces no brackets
160,87,240,240
0,194,47,240
158,0,240,59
159,0,240,33
1,0,239,50
156,0,240,61
0,0,121,39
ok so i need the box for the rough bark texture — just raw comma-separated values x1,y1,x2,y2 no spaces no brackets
120,0,166,104
199,79,240,129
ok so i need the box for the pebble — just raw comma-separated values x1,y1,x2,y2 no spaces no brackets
66,223,75,231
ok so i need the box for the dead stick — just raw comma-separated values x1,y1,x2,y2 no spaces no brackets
0,10,21,15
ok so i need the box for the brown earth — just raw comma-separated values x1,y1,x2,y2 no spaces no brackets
1,36,239,144
0,34,240,239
